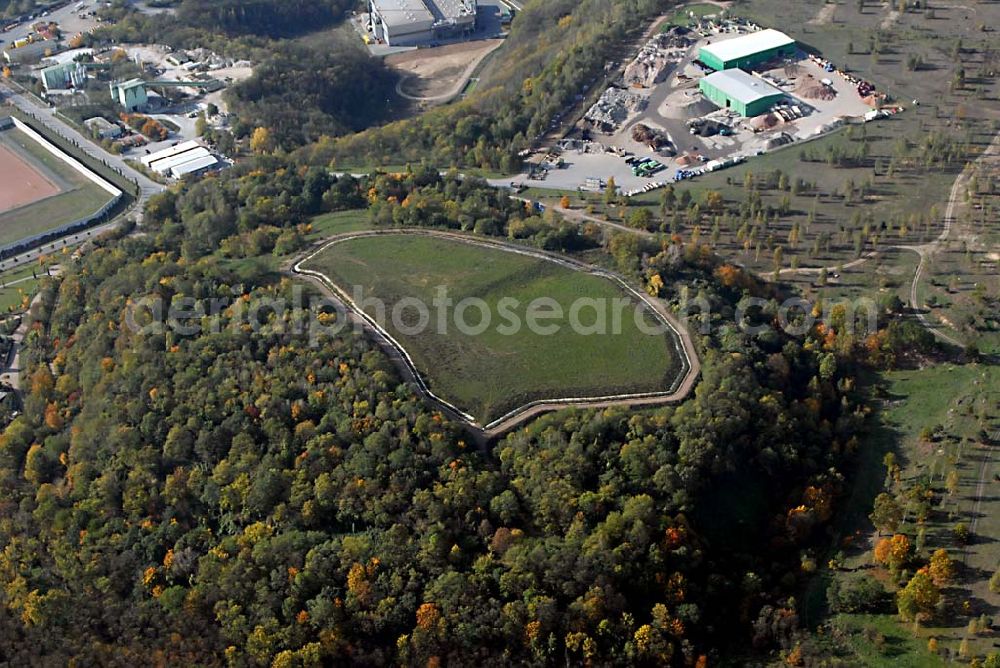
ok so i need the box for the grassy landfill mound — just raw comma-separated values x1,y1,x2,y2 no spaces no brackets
303,233,682,423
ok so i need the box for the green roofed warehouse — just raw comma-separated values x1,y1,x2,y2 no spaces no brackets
699,69,785,117
699,28,796,71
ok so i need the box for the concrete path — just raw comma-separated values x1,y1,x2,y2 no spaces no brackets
0,287,48,391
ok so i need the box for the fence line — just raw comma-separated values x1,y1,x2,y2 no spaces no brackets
8,116,122,198
0,115,126,258
2,107,139,197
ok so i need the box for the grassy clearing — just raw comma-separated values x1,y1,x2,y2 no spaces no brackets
0,277,39,314
916,151,1000,354
830,613,946,667
309,209,372,237
303,233,681,423
820,363,1000,662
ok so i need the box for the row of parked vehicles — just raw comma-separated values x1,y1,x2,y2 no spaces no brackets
626,155,666,177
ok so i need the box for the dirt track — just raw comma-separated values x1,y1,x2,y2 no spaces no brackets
288,229,701,442
0,142,61,213
388,39,503,102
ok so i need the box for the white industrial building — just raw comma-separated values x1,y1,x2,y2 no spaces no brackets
368,0,477,46
141,140,220,179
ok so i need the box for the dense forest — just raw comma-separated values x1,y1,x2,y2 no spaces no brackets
175,0,355,39
224,45,400,149
96,0,354,40
0,159,895,664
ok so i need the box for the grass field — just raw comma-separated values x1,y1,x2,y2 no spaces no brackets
0,128,114,248
303,233,682,423
817,363,1000,663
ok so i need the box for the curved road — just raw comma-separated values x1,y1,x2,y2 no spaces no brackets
394,40,503,104
288,228,700,440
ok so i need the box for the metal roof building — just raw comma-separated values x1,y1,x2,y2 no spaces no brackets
699,29,796,71
141,140,202,168
168,153,219,179
40,61,86,92
142,140,218,178
368,0,476,46
698,69,785,117
369,0,435,45
109,78,148,111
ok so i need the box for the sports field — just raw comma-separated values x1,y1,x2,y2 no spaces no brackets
0,128,114,248
303,233,683,423
0,143,60,210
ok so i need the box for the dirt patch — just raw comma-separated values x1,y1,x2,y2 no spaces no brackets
0,142,61,213
808,3,836,25
880,8,900,29
387,39,502,101
797,74,838,100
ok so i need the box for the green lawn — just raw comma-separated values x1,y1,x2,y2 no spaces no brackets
309,209,372,237
830,613,947,667
303,233,682,423
817,363,1000,663
0,277,39,314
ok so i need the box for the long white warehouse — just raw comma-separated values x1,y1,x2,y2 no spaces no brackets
142,140,219,179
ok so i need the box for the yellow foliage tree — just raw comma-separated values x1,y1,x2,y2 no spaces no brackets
250,127,273,154
928,548,955,586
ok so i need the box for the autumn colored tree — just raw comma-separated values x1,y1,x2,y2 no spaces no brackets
928,549,955,587
251,127,274,154
716,264,741,288
897,570,940,622
604,177,617,206
559,195,571,209
873,534,911,572
869,492,903,534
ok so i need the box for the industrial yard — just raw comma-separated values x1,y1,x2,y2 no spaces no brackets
514,9,889,196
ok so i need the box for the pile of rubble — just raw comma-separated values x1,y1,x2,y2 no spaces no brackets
583,87,646,133
631,123,675,154
623,27,692,88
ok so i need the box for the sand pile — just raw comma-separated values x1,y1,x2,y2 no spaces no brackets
801,83,836,100
750,113,782,131
661,91,717,119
